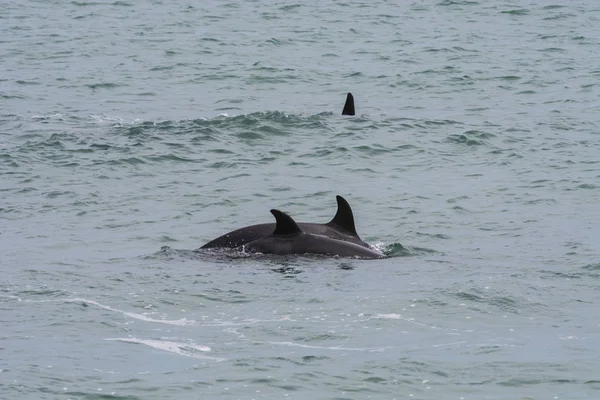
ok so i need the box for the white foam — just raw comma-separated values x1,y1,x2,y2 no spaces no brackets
31,113,64,120
431,340,466,348
369,313,434,328
559,336,583,340
0,295,21,301
1,296,195,326
371,242,386,251
375,313,403,319
105,338,225,361
66,298,196,326
87,114,126,124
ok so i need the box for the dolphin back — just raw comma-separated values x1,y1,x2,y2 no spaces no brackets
200,195,370,250
241,209,383,259
243,231,382,259
200,223,275,249
342,93,355,116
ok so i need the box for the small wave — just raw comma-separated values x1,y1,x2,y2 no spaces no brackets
266,341,387,353
92,157,146,166
31,113,65,121
581,263,600,278
353,144,395,155
45,190,75,199
582,263,600,271
280,4,301,11
496,75,521,81
500,9,529,15
144,246,205,262
543,13,575,21
106,111,330,143
86,82,123,90
438,1,480,6
538,47,565,53
15,80,40,86
1,93,27,100
525,198,556,205
447,130,494,146
416,231,451,239
421,119,463,126
71,1,104,5
145,154,197,163
381,242,412,257
149,65,174,71
450,289,543,314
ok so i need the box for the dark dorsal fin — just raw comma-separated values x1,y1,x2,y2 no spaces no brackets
327,195,359,236
270,209,303,236
342,92,355,116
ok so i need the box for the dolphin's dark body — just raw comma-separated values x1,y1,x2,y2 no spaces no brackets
241,209,383,259
342,92,355,116
201,196,369,249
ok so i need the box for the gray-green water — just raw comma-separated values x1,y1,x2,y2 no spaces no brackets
2,1,599,399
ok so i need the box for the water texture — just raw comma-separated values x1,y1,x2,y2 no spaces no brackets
1,1,599,399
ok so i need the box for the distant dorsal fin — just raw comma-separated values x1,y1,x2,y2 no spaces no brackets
342,92,355,116
327,195,359,236
271,209,303,236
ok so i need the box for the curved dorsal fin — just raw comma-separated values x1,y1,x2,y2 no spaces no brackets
342,92,355,116
271,209,303,236
327,195,359,236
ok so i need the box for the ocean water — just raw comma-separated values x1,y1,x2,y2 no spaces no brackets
1,1,599,399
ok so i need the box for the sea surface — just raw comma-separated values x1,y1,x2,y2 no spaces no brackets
1,1,599,399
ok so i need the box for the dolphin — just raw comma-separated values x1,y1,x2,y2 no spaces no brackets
200,195,370,249
241,209,383,259
342,92,355,116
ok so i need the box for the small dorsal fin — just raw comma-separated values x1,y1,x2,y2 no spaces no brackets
327,195,359,236
271,209,303,236
342,92,355,116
